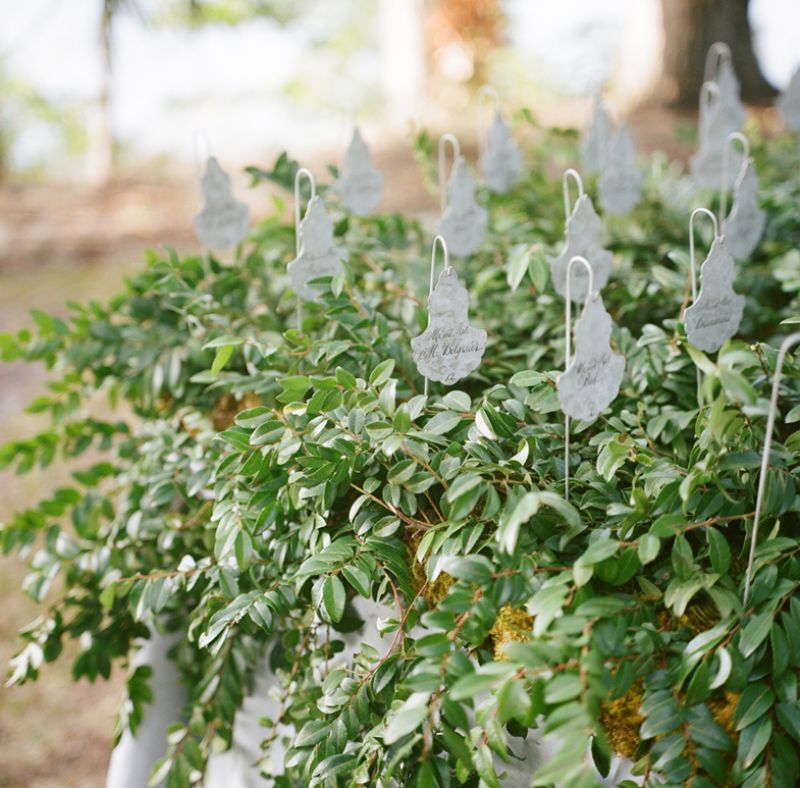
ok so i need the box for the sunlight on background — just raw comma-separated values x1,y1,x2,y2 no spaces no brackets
1,0,798,177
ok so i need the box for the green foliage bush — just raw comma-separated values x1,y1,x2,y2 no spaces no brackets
3,117,800,787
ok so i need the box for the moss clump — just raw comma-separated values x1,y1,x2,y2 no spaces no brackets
679,597,720,636
599,681,645,760
708,691,739,738
211,392,261,432
490,605,534,661
403,528,455,606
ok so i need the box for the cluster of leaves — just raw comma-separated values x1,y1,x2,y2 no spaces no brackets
3,115,800,787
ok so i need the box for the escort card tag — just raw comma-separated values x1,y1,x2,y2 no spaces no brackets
598,123,643,215
580,98,611,175
725,157,765,261
715,57,746,134
684,236,744,353
777,66,800,132
551,195,612,302
192,157,251,250
479,110,524,193
411,267,486,385
558,295,625,421
337,127,385,216
436,156,488,258
690,88,732,189
287,195,344,302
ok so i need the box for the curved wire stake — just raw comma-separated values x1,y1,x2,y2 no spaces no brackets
743,331,800,606
687,207,720,395
438,133,461,215
688,207,719,305
477,85,501,159
720,132,750,228
562,168,585,221
704,41,732,83
192,131,212,179
293,167,317,331
423,235,452,397
563,255,596,499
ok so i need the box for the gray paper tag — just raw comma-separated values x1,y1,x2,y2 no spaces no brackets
725,158,765,261
685,236,744,353
558,296,625,422
777,66,800,131
337,128,384,216
436,157,488,258
551,195,613,302
691,64,744,189
580,99,611,176
411,268,487,385
479,111,524,193
192,157,251,250
598,123,642,215
288,196,344,301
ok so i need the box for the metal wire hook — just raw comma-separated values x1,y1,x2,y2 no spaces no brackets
689,207,720,306
438,133,462,215
423,235,452,397
704,41,732,84
562,168,585,221
699,81,721,128
720,132,751,228
563,254,596,499
743,331,800,605
687,207,720,394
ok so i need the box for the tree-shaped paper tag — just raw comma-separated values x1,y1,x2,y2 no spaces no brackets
777,66,800,131
716,59,746,134
287,196,344,302
192,157,251,251
580,99,611,175
336,128,384,216
411,268,486,385
551,195,612,303
479,111,524,193
436,157,488,258
598,123,643,215
725,158,765,261
557,295,625,421
684,236,744,353
690,96,732,189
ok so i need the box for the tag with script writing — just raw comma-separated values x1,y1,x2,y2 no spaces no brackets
437,157,488,258
684,236,744,353
192,157,251,250
558,295,625,422
288,196,344,302
411,268,486,385
551,194,612,303
337,127,384,216
725,157,765,261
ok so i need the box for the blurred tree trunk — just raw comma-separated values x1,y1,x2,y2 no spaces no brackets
86,0,119,183
654,0,776,106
